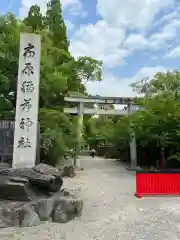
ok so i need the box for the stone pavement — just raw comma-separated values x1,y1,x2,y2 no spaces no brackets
1,156,180,239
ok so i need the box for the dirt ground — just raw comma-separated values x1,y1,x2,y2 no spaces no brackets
1,156,180,240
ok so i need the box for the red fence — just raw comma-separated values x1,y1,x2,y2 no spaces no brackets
136,170,180,198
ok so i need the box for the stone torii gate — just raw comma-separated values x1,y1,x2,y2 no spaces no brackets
64,95,138,169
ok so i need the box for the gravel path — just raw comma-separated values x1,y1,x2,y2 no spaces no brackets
1,157,180,239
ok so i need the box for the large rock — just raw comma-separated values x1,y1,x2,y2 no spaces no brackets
0,202,40,228
0,203,20,228
0,176,36,201
0,191,83,228
0,165,63,193
17,205,40,227
33,164,61,177
34,191,83,223
0,202,41,228
52,196,83,223
61,165,76,178
0,164,83,228
35,198,53,221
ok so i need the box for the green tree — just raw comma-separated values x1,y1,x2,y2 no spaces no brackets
127,71,180,166
0,13,27,116
131,71,180,97
46,0,69,50
23,5,45,31
77,57,102,83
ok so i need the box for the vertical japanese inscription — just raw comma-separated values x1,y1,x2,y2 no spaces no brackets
17,41,36,148
20,43,35,94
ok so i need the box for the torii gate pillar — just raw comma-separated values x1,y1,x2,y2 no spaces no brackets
128,101,137,169
75,102,84,168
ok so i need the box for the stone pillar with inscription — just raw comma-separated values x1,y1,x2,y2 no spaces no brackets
13,33,41,168
128,101,137,169
75,102,84,168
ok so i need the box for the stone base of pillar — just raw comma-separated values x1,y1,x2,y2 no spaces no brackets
74,157,81,168
126,166,141,171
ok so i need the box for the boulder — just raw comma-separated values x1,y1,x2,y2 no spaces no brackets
0,166,63,193
0,202,41,228
34,191,83,223
35,198,53,221
33,164,61,177
16,205,41,227
0,164,83,228
0,191,83,228
0,204,20,228
0,176,36,201
61,165,76,178
52,197,83,223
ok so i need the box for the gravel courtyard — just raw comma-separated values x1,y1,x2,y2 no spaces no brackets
1,156,180,239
